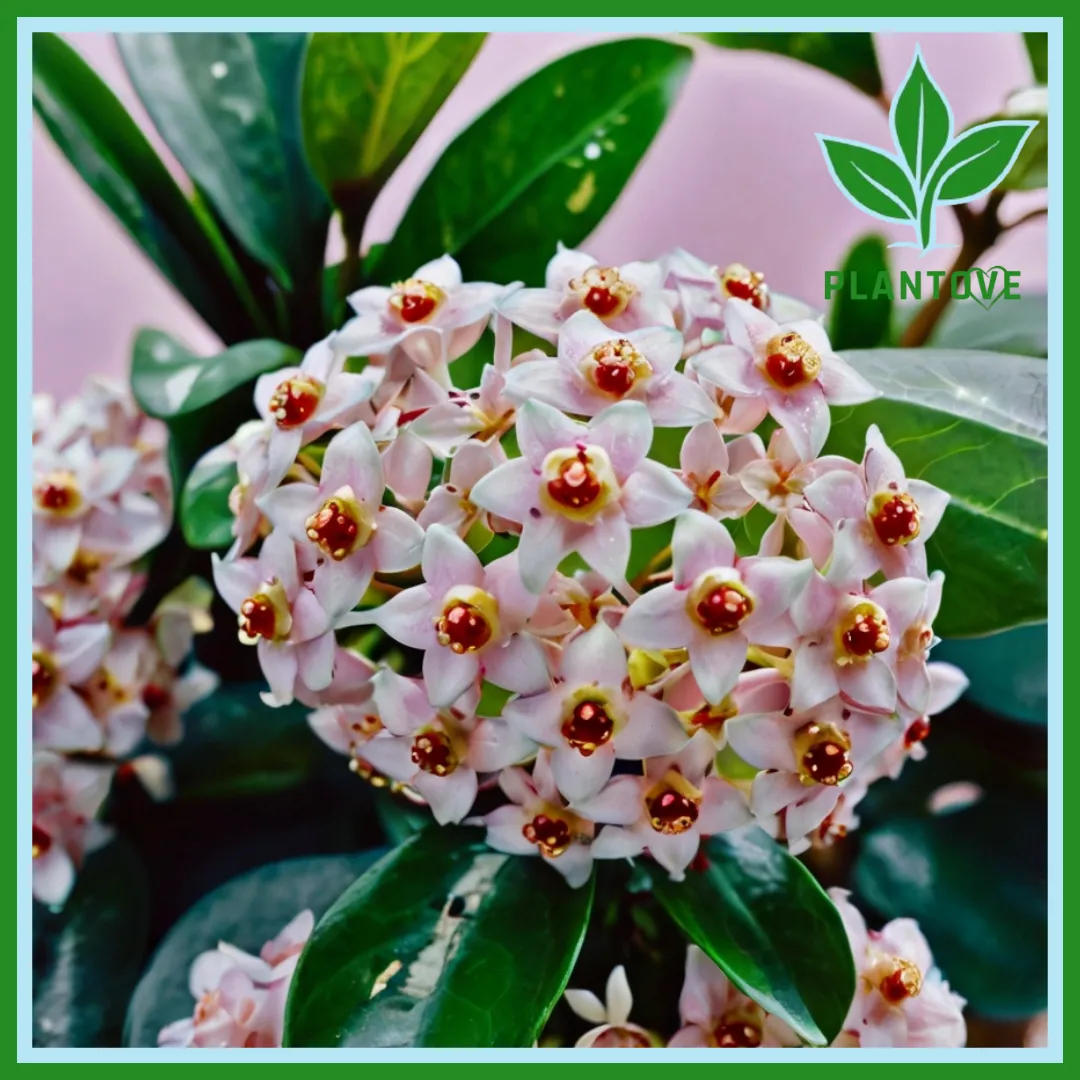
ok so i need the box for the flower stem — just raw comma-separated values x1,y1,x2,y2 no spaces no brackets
631,543,673,592
746,645,794,677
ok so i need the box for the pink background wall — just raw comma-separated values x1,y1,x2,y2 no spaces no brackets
32,31,1047,399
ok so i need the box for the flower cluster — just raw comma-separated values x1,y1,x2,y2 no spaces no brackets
32,378,216,907
200,245,967,886
563,894,966,1049
158,910,313,1048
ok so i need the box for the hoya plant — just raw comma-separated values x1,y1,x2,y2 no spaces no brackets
31,31,1047,1050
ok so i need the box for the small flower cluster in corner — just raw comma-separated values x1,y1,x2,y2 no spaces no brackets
32,378,216,907
195,245,970,1047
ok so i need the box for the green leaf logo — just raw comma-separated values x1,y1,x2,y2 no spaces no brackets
817,45,1037,253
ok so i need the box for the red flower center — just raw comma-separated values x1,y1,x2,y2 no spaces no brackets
647,788,700,835
592,1027,653,1048
719,262,769,310
142,683,171,710
306,499,361,560
879,959,923,1003
584,286,621,316
32,825,51,858
436,602,493,654
802,740,852,785
714,1021,763,1048
870,492,921,546
389,278,444,324
547,451,602,511
411,730,458,776
841,609,890,658
34,471,81,515
522,813,572,857
904,716,932,747
695,584,753,635
561,699,614,757
268,376,324,429
762,332,821,391
239,594,278,642
399,293,437,323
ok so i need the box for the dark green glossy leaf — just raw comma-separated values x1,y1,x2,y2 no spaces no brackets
284,826,594,1047
117,33,331,291
34,840,149,1047
827,348,1047,637
829,234,892,350
372,789,430,846
1024,32,1048,83
694,32,882,97
32,33,253,342
375,38,691,285
179,453,238,551
167,683,320,799
125,851,384,1047
854,794,1047,1019
653,826,854,1046
132,330,297,420
302,32,485,209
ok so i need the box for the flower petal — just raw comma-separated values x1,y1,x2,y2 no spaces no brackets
575,512,631,586
789,640,840,711
423,645,480,709
422,523,483,595
370,506,425,573
768,385,830,461
672,509,736,586
688,633,748,704
551,742,616,802
615,693,688,758
587,401,653,478
516,399,581,469
621,460,692,527
726,712,800,771
563,620,629,689
482,632,550,696
617,583,691,650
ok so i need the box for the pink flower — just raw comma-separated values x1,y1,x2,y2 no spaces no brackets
618,510,811,705
691,299,879,460
253,338,383,490
501,310,714,427
158,910,314,1049
564,965,662,1048
469,400,691,593
574,731,751,881
338,524,549,708
502,621,687,801
33,435,168,575
32,598,110,752
334,255,504,383
798,423,950,583
726,699,901,854
471,750,597,888
789,571,929,715
664,248,817,358
668,945,799,1047
212,531,335,706
358,669,533,824
417,440,510,538
662,666,791,751
77,629,153,757
678,422,764,519
829,889,966,1048
32,751,113,907
498,245,675,343
257,421,424,620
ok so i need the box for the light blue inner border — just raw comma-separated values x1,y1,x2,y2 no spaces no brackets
17,15,1063,1064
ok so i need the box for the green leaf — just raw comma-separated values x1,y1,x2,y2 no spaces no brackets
891,48,952,189
32,33,253,343
125,851,384,1047
817,138,916,221
927,292,1047,357
374,38,692,285
131,330,297,492
34,840,149,1047
117,33,331,292
826,348,1047,637
167,683,321,799
302,32,485,210
730,503,775,558
179,452,238,551
131,330,298,420
828,234,892,349
1024,32,1048,83
284,826,594,1047
854,794,1047,1019
372,789,430,846
997,114,1047,191
932,121,1038,203
652,827,855,1046
694,32,882,97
